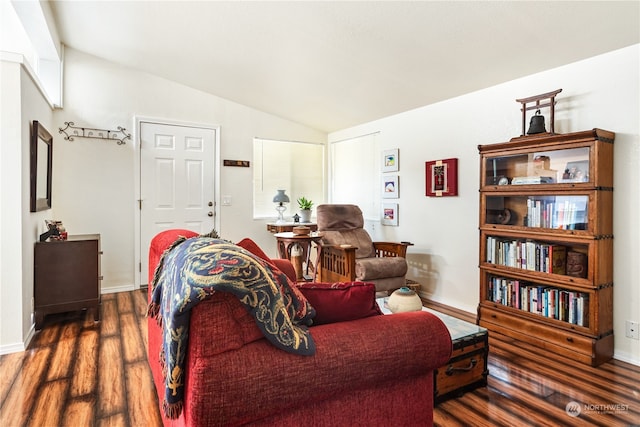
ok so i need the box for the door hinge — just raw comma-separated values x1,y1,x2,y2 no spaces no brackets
138,199,142,210
139,262,142,272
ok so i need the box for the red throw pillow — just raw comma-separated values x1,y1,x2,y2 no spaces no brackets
236,238,314,324
236,238,273,263
236,237,297,282
295,282,382,325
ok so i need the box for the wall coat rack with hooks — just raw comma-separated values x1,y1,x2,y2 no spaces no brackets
58,122,130,145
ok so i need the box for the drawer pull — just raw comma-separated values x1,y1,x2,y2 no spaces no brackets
445,358,477,376
566,337,573,342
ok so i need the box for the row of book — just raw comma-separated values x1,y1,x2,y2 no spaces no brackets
525,197,587,230
511,176,555,185
487,276,590,327
486,236,568,275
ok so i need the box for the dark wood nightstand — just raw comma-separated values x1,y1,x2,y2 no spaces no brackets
34,234,102,329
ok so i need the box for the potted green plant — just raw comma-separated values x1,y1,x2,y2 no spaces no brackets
297,197,313,223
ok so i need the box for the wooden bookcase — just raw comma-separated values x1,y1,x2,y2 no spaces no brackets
477,129,614,366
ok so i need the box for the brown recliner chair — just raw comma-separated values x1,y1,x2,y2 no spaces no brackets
316,204,411,294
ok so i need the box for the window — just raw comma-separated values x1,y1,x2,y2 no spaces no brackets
253,138,325,219
2,0,62,106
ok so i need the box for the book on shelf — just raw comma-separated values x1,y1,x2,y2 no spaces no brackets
485,237,569,275
487,276,589,327
525,197,587,230
512,176,555,185
549,245,567,275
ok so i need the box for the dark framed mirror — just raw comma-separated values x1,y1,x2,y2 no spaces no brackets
30,120,53,212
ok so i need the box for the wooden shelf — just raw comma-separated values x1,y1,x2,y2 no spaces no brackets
477,129,614,366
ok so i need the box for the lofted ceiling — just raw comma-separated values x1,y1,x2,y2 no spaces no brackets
49,1,639,133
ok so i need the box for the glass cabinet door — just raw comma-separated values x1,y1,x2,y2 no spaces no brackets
484,194,589,230
483,147,590,187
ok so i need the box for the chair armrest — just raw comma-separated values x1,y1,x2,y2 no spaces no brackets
373,241,413,258
317,244,357,283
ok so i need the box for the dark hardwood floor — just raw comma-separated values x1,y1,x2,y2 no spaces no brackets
0,290,638,426
0,291,161,427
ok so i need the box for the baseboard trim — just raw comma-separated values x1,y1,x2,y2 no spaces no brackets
101,284,135,295
0,324,33,355
421,298,477,324
613,351,640,367
0,341,26,355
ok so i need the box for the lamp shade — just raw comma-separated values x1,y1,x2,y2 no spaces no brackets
273,190,290,204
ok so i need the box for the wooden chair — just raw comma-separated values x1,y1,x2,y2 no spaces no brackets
316,204,411,294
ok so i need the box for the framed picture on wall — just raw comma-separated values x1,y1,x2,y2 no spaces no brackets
426,158,458,197
382,175,399,198
382,203,398,226
382,149,399,172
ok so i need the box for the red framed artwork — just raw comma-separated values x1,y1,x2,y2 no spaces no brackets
425,158,458,197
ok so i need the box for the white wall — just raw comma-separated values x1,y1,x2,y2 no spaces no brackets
53,48,326,292
329,44,640,365
0,60,24,351
0,57,55,352
3,43,637,364
1,47,325,352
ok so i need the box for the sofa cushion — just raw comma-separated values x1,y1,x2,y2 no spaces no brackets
316,204,364,229
235,237,307,319
296,282,382,325
316,204,376,258
355,256,407,281
236,237,272,263
236,237,297,283
185,311,452,426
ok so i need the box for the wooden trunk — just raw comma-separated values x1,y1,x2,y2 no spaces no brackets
434,328,488,402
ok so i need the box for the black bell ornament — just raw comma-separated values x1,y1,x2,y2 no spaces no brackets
527,110,547,135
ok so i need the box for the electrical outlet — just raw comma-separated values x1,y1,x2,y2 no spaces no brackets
626,320,639,340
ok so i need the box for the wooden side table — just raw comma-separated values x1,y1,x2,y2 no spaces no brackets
34,234,102,329
273,232,323,281
267,222,317,233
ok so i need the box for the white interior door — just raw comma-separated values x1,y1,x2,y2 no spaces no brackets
140,121,217,285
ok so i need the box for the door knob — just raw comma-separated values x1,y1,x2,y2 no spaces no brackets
208,201,213,206
208,212,213,217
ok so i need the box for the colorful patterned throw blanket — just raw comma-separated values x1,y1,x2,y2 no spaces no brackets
148,237,316,419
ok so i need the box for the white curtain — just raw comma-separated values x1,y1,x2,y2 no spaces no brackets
330,133,379,220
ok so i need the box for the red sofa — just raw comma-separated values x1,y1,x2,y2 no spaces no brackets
147,229,452,427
